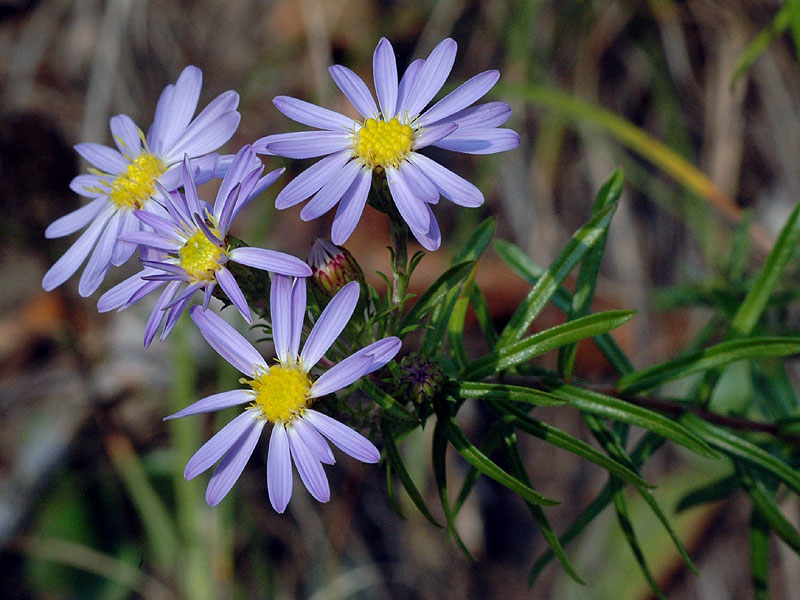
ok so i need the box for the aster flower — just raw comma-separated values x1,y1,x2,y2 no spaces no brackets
254,37,519,251
97,145,311,345
43,65,241,297
308,237,362,295
166,277,401,511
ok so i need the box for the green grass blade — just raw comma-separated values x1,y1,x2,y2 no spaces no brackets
469,283,499,350
447,263,479,371
448,381,567,407
675,474,739,512
750,508,771,600
398,260,475,335
732,4,791,86
739,466,800,553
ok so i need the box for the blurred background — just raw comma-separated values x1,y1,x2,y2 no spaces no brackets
1,0,799,598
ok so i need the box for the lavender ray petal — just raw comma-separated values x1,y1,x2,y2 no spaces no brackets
143,281,180,347
217,267,252,324
429,101,511,129
74,142,127,174
226,168,283,231
189,305,264,376
97,269,150,312
373,38,398,119
183,410,256,480
214,145,260,223
304,409,380,463
408,152,483,207
165,389,255,420
110,209,141,266
398,161,438,204
45,198,106,239
328,64,379,119
396,59,424,116
164,91,241,162
109,114,142,155
386,166,430,232
308,354,373,398
330,167,371,245
77,209,123,296
70,174,106,198
273,151,351,209
433,128,521,154
119,230,180,252
162,282,203,309
288,278,306,358
229,247,311,277
273,96,355,131
299,159,361,221
418,70,499,126
159,293,193,342
404,38,457,117
286,426,330,503
267,424,293,513
270,274,293,362
292,417,335,465
133,208,181,237
299,280,359,368
412,122,457,151
206,417,265,506
264,131,351,160
182,155,202,217
202,282,215,309
148,66,202,154
408,203,442,251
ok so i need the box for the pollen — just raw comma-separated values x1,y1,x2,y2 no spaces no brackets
248,365,311,423
107,153,166,209
179,230,224,281
354,117,414,169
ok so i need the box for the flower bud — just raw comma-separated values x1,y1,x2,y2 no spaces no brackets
308,238,362,295
396,353,444,405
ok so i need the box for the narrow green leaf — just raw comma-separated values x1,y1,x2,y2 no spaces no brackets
740,466,800,553
399,260,475,334
494,239,634,374
544,381,716,458
731,3,791,86
440,413,560,506
465,310,635,379
469,283,499,350
448,381,566,407
380,418,442,528
750,508,771,600
618,337,800,394
675,474,739,513
454,216,498,263
503,430,585,585
681,413,800,495
496,201,620,348
447,262,479,371
360,379,418,422
496,401,652,489
559,168,624,379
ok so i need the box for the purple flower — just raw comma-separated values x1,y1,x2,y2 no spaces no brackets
166,278,401,511
97,146,311,346
254,37,519,251
43,66,241,297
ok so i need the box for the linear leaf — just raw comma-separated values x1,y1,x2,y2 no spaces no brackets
732,4,791,86
739,466,800,553
360,379,418,422
447,262,479,371
496,201,620,347
618,337,800,394
750,508,771,600
399,260,475,334
465,310,635,379
675,474,739,513
448,381,567,407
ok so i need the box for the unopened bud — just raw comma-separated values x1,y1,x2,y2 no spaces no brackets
308,238,361,295
396,353,444,405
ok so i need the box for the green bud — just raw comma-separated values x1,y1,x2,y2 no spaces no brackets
396,353,445,405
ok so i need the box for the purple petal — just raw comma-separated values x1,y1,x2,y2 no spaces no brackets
300,280,359,368
142,281,179,346
270,274,293,362
110,210,140,266
418,70,499,126
288,278,306,358
205,417,265,506
70,174,106,198
184,410,256,479
292,417,335,465
404,38,457,117
330,168,371,244
165,389,255,420
299,159,361,221
78,209,122,296
97,269,150,312
264,131,351,160
304,409,380,463
408,203,442,251
189,305,264,376
328,64,379,119
273,151,351,209
109,114,142,156
431,101,512,129
287,425,330,503
433,128,521,154
398,161,438,204
119,230,180,252
309,336,400,397
229,247,311,277
396,59,424,115
164,91,241,163
273,96,355,131
182,155,203,217
217,267,252,324
412,122,457,151
133,208,181,237
45,198,107,239
386,165,430,232
408,153,483,207
214,145,260,223
148,66,202,155
159,293,193,342
373,38,398,119
267,424,293,513
74,142,127,174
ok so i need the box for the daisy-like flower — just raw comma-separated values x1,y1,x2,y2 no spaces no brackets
43,66,241,297
254,37,519,251
97,145,311,346
166,277,401,511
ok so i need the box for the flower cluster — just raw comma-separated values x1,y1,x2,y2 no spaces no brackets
42,39,518,511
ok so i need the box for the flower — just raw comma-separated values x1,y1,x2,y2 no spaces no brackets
97,145,311,346
308,237,361,295
166,277,401,511
254,37,519,251
43,65,241,297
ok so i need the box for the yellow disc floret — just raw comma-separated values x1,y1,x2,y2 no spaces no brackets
107,153,167,209
248,365,311,423
179,230,224,281
354,117,414,169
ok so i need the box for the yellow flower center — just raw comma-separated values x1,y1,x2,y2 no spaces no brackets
179,230,224,281
248,365,311,423
354,117,414,169
107,153,167,209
